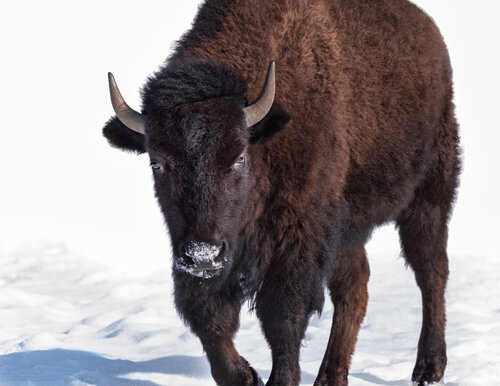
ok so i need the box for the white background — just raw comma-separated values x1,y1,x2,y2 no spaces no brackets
1,0,499,272
1,1,499,385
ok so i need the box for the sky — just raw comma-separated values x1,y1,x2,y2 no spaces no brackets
0,0,499,274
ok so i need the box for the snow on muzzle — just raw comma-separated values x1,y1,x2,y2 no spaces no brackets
175,241,227,279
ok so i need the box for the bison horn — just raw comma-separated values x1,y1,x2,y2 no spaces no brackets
108,72,146,135
244,61,276,127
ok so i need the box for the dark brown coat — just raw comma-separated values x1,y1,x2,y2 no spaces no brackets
103,1,460,385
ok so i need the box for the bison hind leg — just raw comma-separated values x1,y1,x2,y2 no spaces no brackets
397,85,460,385
396,149,459,383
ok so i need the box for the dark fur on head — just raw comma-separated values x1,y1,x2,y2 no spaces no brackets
103,117,145,153
142,60,247,113
103,60,291,152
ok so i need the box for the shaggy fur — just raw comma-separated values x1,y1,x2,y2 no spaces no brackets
102,1,460,385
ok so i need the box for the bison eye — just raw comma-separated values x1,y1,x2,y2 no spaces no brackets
233,156,246,169
150,160,164,173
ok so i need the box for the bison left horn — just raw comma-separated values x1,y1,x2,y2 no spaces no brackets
108,72,146,135
244,61,276,127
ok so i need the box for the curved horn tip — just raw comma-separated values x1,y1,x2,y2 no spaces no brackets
243,61,277,127
264,61,276,88
107,72,146,135
107,72,115,85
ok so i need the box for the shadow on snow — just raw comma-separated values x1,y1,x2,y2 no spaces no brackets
0,349,444,385
0,349,317,385
0,349,212,385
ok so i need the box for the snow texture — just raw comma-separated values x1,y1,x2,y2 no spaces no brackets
184,241,222,263
1,241,499,385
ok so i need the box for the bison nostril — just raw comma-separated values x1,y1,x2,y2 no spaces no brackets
179,243,195,265
183,254,195,266
214,241,227,263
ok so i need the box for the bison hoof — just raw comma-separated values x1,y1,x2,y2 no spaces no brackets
411,355,446,385
313,370,348,386
250,367,265,386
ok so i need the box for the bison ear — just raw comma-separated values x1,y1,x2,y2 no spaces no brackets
102,116,146,154
248,103,291,145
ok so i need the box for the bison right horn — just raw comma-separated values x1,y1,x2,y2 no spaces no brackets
243,61,276,127
108,72,146,135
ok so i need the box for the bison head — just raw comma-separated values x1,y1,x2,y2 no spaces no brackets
103,61,290,283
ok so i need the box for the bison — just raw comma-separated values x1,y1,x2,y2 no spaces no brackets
102,0,460,385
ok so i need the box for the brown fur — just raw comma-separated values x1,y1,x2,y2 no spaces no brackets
175,3,459,383
103,0,460,385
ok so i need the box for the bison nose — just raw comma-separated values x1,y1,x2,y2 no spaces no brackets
176,238,228,279
179,240,226,268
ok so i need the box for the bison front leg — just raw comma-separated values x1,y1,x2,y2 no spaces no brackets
175,286,263,386
256,262,325,386
314,246,370,386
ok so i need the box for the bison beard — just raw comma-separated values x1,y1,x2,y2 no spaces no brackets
102,1,461,385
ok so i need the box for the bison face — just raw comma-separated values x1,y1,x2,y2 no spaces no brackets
147,97,251,280
103,62,290,282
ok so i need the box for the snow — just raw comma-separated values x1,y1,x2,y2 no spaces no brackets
184,241,222,264
176,241,225,279
0,0,499,384
1,241,499,385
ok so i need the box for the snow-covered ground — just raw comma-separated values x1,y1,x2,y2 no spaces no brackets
1,241,499,385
